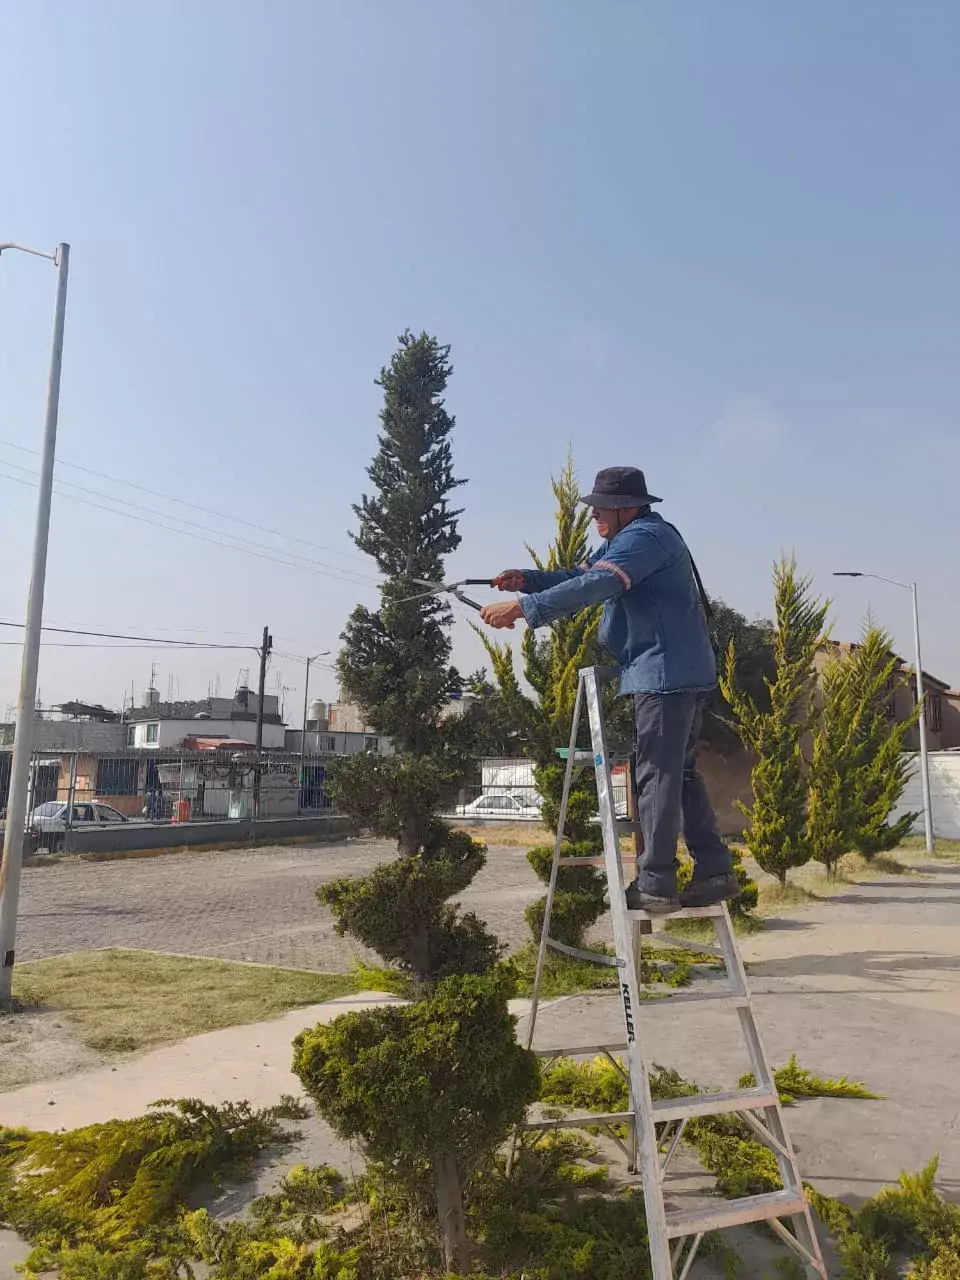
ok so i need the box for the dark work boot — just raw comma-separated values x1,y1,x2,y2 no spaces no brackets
679,871,741,908
625,880,681,915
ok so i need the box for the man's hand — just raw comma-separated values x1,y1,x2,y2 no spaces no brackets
492,570,526,591
480,600,524,630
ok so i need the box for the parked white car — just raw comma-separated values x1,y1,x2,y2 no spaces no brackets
29,801,129,849
455,792,541,820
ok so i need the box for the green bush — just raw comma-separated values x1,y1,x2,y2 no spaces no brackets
294,968,538,1203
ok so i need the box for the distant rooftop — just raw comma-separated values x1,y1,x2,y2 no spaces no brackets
126,693,283,725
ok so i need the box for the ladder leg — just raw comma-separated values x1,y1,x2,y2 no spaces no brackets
507,678,584,1177
523,676,585,1053
583,667,674,1280
712,906,828,1278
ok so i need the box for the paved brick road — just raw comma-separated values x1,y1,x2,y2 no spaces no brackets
17,840,546,971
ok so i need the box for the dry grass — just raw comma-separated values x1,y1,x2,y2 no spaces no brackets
745,847,919,915
756,879,823,912
837,851,917,879
12,949,357,1055
453,821,551,847
896,835,960,862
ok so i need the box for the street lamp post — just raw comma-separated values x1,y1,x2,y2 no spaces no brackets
0,241,70,1004
833,571,935,855
300,654,322,763
298,653,330,815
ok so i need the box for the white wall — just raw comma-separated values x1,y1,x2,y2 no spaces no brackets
891,752,960,841
131,719,287,749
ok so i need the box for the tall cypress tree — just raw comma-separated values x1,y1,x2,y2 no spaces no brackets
721,558,829,886
292,332,537,1272
808,621,918,872
481,455,608,950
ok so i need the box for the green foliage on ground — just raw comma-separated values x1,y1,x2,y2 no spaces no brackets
740,1053,881,1103
0,1097,306,1277
810,1158,960,1279
5,1059,954,1280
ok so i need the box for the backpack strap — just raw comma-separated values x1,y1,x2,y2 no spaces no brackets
659,520,714,623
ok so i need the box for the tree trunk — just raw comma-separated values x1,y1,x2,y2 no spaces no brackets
434,1145,469,1273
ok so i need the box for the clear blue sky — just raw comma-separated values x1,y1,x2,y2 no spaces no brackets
2,1,958,721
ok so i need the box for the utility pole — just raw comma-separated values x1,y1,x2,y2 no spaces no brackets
253,626,272,820
910,582,935,856
0,241,70,1005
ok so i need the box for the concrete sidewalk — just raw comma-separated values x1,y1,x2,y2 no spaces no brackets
0,992,409,1130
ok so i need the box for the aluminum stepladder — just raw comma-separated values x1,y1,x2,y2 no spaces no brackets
519,665,827,1280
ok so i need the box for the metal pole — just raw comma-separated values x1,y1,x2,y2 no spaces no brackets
911,583,935,855
65,754,77,854
253,626,271,821
0,243,70,1003
300,656,313,763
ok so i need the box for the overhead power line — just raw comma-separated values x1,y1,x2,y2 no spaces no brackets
0,436,371,566
0,641,251,649
0,457,380,584
0,619,255,649
0,465,380,591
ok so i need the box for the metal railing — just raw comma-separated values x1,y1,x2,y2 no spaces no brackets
0,748,340,853
0,748,632,850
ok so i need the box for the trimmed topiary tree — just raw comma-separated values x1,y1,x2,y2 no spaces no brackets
292,332,538,1272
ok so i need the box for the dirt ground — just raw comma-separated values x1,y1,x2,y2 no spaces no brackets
2,842,959,1277
5,840,960,1092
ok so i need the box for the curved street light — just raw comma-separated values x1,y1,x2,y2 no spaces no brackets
833,571,934,855
0,241,70,1003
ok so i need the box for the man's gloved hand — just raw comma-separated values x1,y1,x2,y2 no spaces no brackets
492,570,526,591
480,600,524,630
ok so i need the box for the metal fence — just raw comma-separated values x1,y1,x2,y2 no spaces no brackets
0,748,340,852
440,757,629,823
0,748,632,850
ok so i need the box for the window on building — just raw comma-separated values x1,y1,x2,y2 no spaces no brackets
145,723,160,744
926,694,943,733
125,724,136,747
364,736,378,753
324,735,336,751
96,757,140,796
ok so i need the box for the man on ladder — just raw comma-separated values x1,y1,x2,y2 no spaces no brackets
480,465,740,916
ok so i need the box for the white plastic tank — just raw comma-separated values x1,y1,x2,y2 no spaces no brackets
307,699,328,727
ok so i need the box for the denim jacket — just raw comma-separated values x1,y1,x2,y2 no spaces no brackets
518,512,716,695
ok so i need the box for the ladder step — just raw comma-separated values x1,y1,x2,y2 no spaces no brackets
546,937,624,968
558,856,631,866
651,1085,778,1123
627,904,726,921
535,1043,628,1058
654,990,748,1008
522,1110,633,1132
664,1189,808,1238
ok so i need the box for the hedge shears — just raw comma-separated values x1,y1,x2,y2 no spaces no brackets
397,578,495,611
